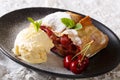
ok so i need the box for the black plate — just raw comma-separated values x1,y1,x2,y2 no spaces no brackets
0,7,120,78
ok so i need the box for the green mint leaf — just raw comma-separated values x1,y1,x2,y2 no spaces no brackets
27,17,42,32
74,23,83,30
35,20,42,31
35,22,39,31
61,18,75,28
27,17,35,24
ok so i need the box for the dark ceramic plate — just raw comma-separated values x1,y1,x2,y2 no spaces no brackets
0,7,120,78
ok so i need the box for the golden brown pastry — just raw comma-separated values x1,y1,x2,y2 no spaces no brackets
68,12,109,57
79,16,108,57
67,12,83,23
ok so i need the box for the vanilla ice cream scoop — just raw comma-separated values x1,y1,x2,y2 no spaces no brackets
12,26,54,63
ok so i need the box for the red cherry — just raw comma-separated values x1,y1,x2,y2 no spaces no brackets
40,26,53,37
77,54,83,61
70,55,89,74
60,34,72,46
70,60,85,74
81,56,89,67
70,60,83,74
63,55,73,69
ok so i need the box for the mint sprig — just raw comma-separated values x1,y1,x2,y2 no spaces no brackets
61,18,75,28
61,18,82,30
27,17,42,32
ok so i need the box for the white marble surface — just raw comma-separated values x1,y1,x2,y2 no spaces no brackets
0,0,120,80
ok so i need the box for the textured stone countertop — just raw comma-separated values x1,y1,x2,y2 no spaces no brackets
0,0,120,80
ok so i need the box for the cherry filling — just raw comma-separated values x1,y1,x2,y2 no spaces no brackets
40,26,90,74
40,26,81,56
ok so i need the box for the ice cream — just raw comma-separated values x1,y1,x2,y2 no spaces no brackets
12,26,54,63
